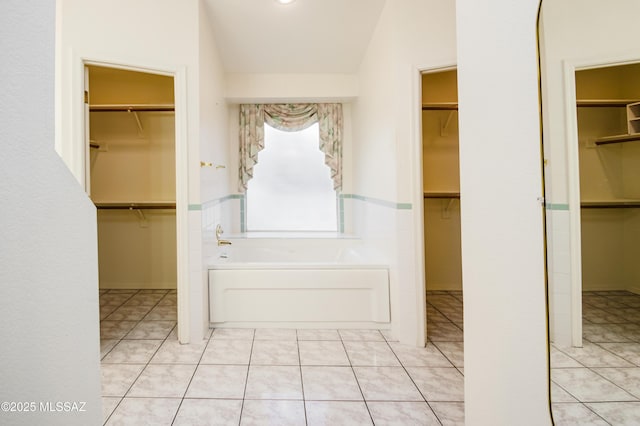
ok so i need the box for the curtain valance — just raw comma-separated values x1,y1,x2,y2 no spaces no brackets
239,103,343,192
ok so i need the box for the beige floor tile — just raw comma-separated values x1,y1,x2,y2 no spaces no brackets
241,400,305,426
299,341,350,366
305,401,372,426
301,366,363,401
368,401,440,426
173,399,242,426
105,397,180,426
186,365,248,399
128,364,197,398
353,367,422,401
245,366,303,400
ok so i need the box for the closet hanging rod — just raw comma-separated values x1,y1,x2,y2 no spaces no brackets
95,202,176,210
424,192,460,199
581,201,640,209
422,102,458,111
576,99,640,108
594,134,640,145
89,104,175,112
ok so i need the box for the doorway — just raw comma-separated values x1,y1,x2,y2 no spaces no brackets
574,63,640,337
421,69,464,378
545,61,640,424
86,65,180,349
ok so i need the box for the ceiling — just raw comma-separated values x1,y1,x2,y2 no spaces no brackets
202,0,386,74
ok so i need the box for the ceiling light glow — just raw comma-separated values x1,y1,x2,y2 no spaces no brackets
277,0,295,4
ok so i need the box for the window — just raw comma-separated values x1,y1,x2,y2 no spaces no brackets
246,123,337,231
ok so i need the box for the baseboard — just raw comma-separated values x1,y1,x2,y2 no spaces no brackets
426,283,463,291
583,284,640,294
99,282,176,290
211,321,391,329
628,286,640,295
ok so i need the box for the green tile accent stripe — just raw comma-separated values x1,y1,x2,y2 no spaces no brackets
199,193,409,233
340,193,412,210
240,196,246,233
546,203,569,211
202,193,244,208
339,196,345,233
188,204,201,211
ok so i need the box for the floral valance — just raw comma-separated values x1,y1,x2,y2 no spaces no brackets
239,103,343,192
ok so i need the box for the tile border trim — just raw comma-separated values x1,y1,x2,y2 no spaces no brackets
545,203,569,211
199,192,412,234
340,193,412,210
202,193,244,208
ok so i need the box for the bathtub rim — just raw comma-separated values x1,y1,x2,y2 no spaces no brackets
207,261,390,270
205,237,390,269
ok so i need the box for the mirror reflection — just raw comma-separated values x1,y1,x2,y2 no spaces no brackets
540,2,640,424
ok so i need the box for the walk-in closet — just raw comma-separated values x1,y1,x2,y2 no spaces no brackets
87,66,177,291
422,70,464,345
576,64,640,297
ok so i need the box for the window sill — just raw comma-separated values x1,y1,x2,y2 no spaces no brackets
227,231,357,239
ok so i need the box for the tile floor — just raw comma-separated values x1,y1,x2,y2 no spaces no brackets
99,289,640,425
551,291,640,425
99,289,464,425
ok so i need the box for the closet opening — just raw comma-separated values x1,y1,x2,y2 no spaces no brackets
421,69,464,374
574,63,640,344
86,65,180,354
546,61,640,423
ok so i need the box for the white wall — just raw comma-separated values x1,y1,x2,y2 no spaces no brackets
200,2,230,205
57,0,229,342
351,0,457,344
226,73,358,103
57,0,200,198
198,0,229,332
0,1,101,424
540,0,640,346
457,0,550,424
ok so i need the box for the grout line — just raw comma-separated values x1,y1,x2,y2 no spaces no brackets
99,289,176,424
431,340,463,370
338,337,376,425
237,329,256,426
169,325,213,425
580,402,615,426
295,331,309,426
100,290,141,360
100,289,145,426
590,341,638,366
385,338,445,426
99,291,640,424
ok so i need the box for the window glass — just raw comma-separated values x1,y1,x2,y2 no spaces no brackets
247,123,337,231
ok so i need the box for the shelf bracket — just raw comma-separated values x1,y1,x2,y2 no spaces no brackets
441,198,456,219
440,111,455,137
128,108,144,133
130,207,149,228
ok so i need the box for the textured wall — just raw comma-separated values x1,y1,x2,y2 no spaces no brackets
0,1,101,424
458,0,551,424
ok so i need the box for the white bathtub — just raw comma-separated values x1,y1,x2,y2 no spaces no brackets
207,239,390,328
